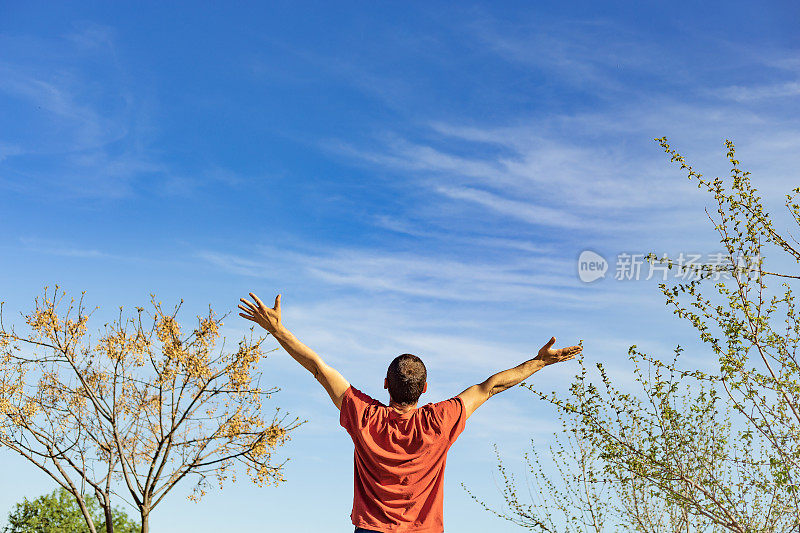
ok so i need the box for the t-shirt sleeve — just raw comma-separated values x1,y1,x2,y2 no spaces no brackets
435,396,467,444
339,385,375,435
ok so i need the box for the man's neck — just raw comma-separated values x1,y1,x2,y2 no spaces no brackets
388,400,417,414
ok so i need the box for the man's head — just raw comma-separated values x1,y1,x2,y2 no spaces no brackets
384,353,427,406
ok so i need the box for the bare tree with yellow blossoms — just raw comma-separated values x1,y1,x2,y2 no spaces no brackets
0,287,302,533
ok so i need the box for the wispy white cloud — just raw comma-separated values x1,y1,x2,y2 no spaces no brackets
372,214,551,253
315,12,799,250
434,185,589,230
715,81,800,102
0,28,151,198
328,123,699,241
201,245,577,302
329,92,800,251
196,241,670,319
19,237,111,259
465,16,680,95
277,246,583,303
64,23,116,51
195,251,267,277
0,27,250,200
0,143,23,162
0,63,127,153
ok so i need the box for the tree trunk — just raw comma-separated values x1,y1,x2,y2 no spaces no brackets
95,490,115,533
140,508,149,533
73,492,98,533
103,502,115,533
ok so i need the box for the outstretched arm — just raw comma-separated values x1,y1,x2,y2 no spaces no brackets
238,293,350,410
457,337,581,419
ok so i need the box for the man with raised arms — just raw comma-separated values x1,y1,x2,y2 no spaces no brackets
239,293,581,533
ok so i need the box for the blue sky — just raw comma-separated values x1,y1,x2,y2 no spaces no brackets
1,1,799,531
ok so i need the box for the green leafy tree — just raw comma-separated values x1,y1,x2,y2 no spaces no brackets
4,488,138,533
470,139,800,531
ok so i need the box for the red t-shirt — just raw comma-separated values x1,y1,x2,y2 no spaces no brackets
339,385,467,533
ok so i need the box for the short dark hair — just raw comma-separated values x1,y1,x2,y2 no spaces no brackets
386,353,427,405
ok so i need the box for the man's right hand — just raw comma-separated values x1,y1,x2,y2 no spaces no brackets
534,336,582,366
239,293,282,334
